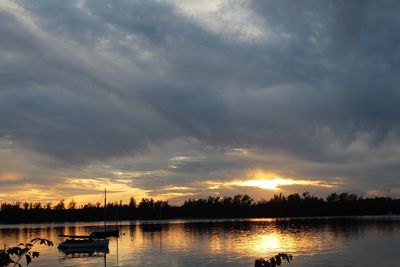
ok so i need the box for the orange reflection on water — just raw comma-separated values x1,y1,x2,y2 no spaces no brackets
252,232,282,251
206,227,300,257
201,219,342,259
0,219,356,266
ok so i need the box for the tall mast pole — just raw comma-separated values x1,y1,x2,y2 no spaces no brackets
104,188,107,229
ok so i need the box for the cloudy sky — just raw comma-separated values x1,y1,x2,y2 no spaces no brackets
1,0,400,204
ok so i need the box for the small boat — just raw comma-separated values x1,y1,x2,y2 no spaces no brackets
58,238,109,249
59,245,109,256
58,235,109,253
90,228,119,238
90,188,120,238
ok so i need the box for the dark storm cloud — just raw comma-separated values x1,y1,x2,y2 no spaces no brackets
0,0,183,163
1,0,400,196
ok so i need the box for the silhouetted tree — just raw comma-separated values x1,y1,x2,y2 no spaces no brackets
68,200,76,210
54,200,65,210
0,192,398,223
129,197,136,208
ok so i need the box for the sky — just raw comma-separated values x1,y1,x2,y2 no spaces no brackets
1,0,400,205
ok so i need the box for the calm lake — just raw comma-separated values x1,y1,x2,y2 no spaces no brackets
1,216,400,266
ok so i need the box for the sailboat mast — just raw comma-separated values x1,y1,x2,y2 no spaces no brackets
104,188,107,229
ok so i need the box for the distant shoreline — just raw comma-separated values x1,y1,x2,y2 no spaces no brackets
1,192,399,224
1,214,399,227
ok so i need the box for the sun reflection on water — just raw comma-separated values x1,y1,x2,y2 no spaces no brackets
0,218,388,266
253,233,282,251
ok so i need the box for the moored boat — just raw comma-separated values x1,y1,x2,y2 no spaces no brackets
58,238,109,249
90,188,120,238
58,234,109,256
90,228,120,238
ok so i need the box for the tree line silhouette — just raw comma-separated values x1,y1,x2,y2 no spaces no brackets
0,192,399,223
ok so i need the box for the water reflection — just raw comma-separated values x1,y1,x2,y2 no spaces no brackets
1,217,400,266
58,245,110,257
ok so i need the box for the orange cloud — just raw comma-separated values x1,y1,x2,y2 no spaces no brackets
0,172,22,181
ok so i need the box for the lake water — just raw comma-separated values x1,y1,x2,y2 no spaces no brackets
1,216,400,266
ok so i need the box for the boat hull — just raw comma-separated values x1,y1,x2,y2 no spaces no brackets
58,239,109,249
90,229,120,238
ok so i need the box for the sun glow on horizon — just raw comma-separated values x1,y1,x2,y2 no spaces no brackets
233,178,295,190
224,170,340,191
0,168,342,204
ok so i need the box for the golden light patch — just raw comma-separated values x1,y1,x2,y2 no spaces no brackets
153,192,196,199
0,186,58,202
62,177,150,205
0,172,22,181
206,170,340,191
208,185,220,190
162,186,193,191
232,178,295,190
254,233,282,250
